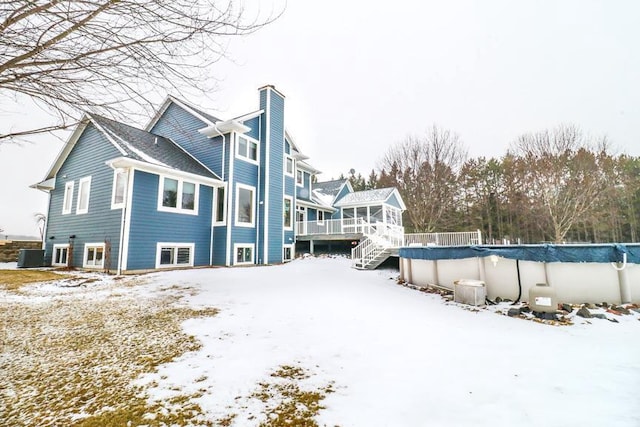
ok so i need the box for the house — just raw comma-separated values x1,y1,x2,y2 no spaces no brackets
32,86,406,273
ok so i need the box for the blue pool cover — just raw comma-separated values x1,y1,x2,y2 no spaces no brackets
399,244,640,264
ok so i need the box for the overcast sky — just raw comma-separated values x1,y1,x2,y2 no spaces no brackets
1,0,639,237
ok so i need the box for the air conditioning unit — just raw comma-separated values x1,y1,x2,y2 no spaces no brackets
17,249,45,268
453,279,486,306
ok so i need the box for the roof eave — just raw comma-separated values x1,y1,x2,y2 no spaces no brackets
199,120,250,137
105,157,224,187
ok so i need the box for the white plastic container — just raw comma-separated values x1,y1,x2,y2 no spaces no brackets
529,283,557,313
454,279,486,306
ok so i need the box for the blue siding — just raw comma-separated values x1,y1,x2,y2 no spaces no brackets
334,183,352,203
126,170,213,270
212,226,228,266
386,192,404,210
257,87,286,264
243,116,261,140
44,123,124,270
307,208,317,221
330,208,342,221
151,103,228,178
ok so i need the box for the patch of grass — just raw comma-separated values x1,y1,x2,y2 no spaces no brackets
0,269,68,291
0,285,219,426
252,365,335,427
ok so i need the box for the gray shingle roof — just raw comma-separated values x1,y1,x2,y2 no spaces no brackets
90,114,218,179
313,179,348,197
334,188,396,207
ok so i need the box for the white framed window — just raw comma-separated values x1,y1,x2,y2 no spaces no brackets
236,135,259,163
156,243,194,268
285,156,294,176
83,243,105,269
283,196,293,230
52,244,70,266
214,185,226,225
235,183,256,227
158,176,199,215
317,210,325,225
76,176,91,214
296,170,304,186
234,243,254,265
62,181,74,215
283,244,294,262
111,169,128,209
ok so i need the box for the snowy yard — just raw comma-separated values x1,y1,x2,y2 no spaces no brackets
1,256,639,426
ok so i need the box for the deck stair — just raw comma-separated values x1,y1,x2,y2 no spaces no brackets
351,223,404,270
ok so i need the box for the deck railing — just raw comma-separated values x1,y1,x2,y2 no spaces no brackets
403,230,482,246
296,218,376,236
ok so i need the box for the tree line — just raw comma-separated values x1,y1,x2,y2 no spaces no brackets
342,124,640,244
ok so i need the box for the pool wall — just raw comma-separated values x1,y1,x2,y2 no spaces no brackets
399,245,640,304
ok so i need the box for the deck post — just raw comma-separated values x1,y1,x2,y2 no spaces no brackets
310,239,315,255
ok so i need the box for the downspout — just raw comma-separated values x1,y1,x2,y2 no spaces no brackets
256,114,262,263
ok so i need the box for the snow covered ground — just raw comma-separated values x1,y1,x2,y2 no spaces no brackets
135,256,639,426
2,256,639,426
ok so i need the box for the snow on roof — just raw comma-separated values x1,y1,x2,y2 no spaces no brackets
334,187,396,207
90,115,218,179
313,179,348,198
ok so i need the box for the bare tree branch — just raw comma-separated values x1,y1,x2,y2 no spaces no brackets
0,0,282,141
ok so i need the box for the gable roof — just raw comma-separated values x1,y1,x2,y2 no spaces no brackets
312,179,352,206
334,187,406,210
146,95,221,131
90,114,220,179
38,113,220,184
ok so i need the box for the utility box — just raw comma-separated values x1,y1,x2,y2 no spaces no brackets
529,283,557,313
17,249,45,268
454,279,486,306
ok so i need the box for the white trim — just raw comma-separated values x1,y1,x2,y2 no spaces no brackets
283,244,294,262
62,181,74,214
263,89,271,264
225,133,235,266
120,169,135,272
233,243,255,265
283,196,293,230
111,168,128,209
317,210,325,225
76,176,91,214
52,243,70,266
83,242,105,269
235,183,256,228
157,175,200,215
296,169,304,187
155,242,195,268
106,157,222,187
231,109,264,122
284,156,294,176
214,184,227,226
235,134,259,165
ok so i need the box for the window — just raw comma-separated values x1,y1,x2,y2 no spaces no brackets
285,156,294,176
237,135,258,162
317,210,324,225
111,169,128,208
162,178,178,208
156,243,194,268
76,176,91,214
296,170,304,186
235,184,255,227
234,244,254,265
83,243,105,268
283,245,294,262
182,182,195,210
52,244,69,266
62,181,74,214
215,186,226,224
158,176,199,214
283,197,292,229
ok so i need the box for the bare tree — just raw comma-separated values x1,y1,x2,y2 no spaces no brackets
34,212,46,241
508,124,613,243
0,0,280,142
379,125,467,232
